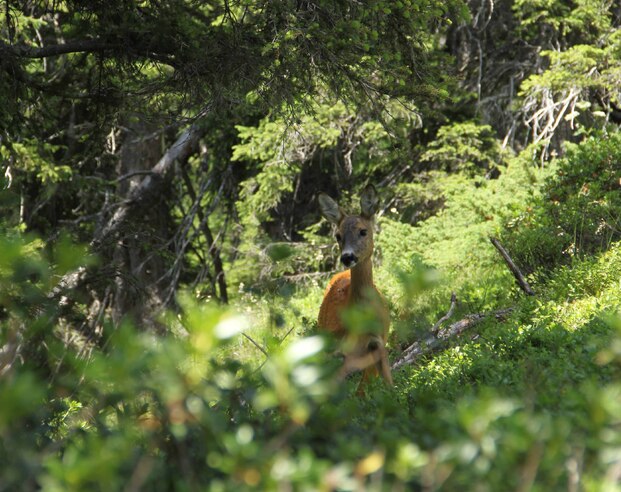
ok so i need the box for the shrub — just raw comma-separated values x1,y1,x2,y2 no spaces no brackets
504,132,621,274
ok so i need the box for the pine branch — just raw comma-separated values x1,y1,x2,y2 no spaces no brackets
0,39,177,66
0,39,114,58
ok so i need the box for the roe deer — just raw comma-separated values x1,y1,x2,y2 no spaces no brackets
317,185,393,393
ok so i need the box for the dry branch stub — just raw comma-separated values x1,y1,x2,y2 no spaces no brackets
489,237,535,296
431,291,457,334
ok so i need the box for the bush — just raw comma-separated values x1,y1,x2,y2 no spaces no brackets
504,132,621,274
378,153,550,325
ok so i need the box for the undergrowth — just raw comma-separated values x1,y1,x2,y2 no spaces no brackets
2,134,621,490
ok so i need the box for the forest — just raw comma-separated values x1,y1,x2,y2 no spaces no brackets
1,0,621,490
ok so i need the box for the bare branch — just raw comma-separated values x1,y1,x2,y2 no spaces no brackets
242,333,269,357
436,308,514,339
397,293,457,363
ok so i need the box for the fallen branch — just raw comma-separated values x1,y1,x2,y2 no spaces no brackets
398,293,457,365
489,237,535,296
391,306,514,371
437,308,514,339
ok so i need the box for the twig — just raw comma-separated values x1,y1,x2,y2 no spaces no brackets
489,237,535,296
279,325,296,344
242,333,269,357
251,325,297,375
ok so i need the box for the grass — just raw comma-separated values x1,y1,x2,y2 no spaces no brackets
254,229,621,488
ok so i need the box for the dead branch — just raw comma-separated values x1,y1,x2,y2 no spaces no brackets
489,237,535,296
391,306,513,371
397,293,457,365
437,307,514,339
431,292,457,334
48,117,208,305
180,162,228,303
92,120,205,250
242,333,269,357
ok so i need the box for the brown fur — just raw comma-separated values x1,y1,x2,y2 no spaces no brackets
317,186,393,394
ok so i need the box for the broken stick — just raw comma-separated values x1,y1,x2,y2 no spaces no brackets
489,237,535,296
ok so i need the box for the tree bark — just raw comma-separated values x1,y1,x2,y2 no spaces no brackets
110,117,169,327
92,122,203,250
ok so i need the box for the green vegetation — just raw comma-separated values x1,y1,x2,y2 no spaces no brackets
1,0,621,490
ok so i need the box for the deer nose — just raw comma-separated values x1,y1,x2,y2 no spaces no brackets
340,252,358,267
367,338,380,352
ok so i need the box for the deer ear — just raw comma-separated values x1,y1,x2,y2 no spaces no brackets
318,193,343,225
360,184,379,219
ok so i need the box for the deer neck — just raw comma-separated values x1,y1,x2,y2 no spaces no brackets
350,256,374,302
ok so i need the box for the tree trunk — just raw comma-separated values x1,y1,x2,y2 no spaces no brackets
110,116,171,328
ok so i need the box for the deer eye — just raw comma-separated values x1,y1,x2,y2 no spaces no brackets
335,233,342,242
360,229,367,237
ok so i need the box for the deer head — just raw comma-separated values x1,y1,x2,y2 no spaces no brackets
318,184,379,268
